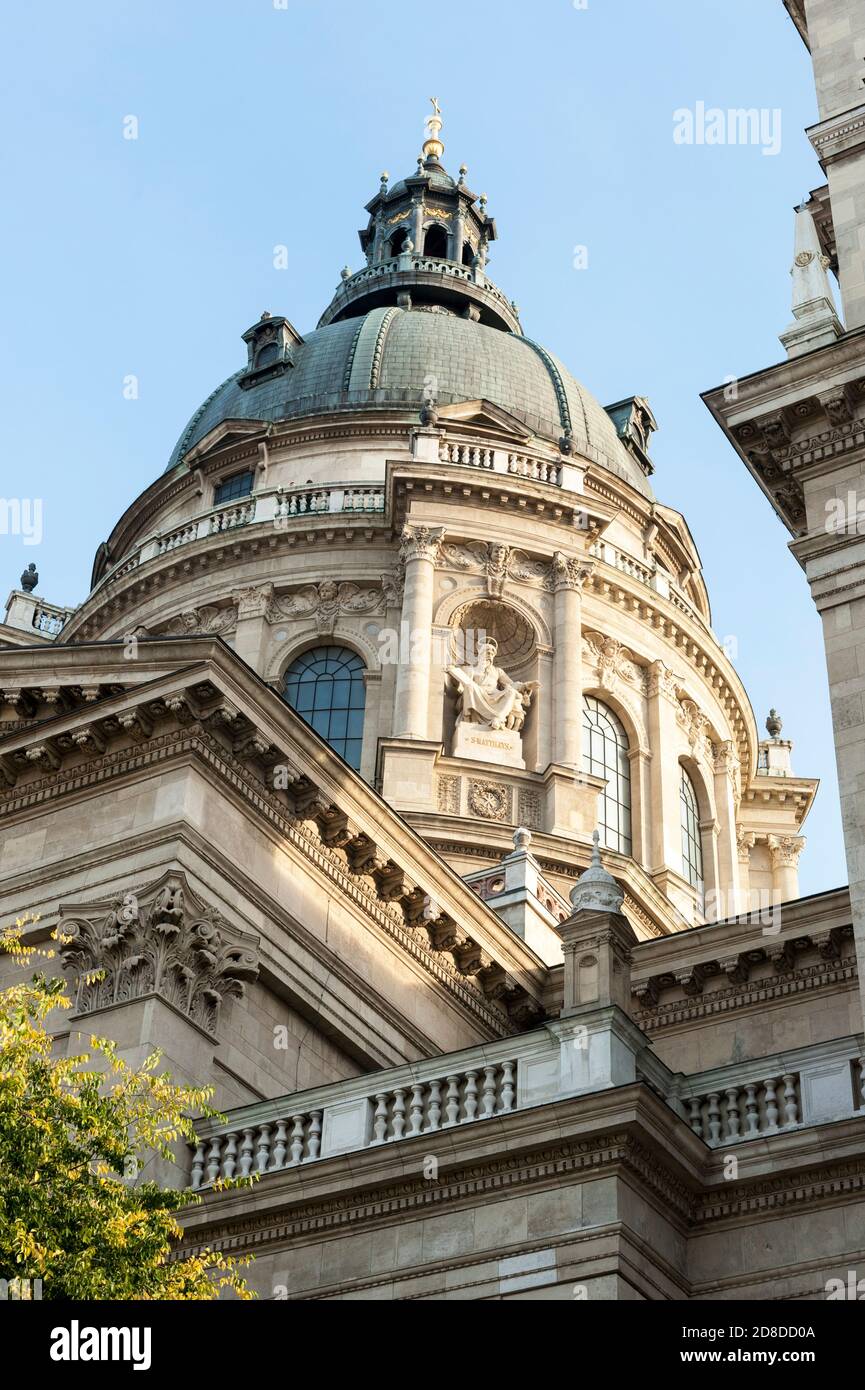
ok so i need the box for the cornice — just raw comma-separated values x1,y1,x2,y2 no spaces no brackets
0,644,548,1030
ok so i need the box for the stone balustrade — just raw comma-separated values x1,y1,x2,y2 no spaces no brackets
675,1037,864,1147
684,1074,801,1145
438,437,561,484
95,483,387,592
188,1026,865,1190
190,1044,525,1190
589,537,708,631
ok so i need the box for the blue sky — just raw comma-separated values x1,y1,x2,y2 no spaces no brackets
0,0,844,894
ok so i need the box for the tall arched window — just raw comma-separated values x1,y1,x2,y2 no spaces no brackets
582,696,632,855
283,646,366,770
680,767,704,904
423,224,448,258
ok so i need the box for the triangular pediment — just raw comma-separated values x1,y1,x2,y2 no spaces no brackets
436,399,534,442
184,419,268,464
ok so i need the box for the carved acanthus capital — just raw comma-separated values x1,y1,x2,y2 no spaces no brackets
768,834,805,869
552,551,595,591
736,827,756,864
59,874,259,1035
399,524,446,565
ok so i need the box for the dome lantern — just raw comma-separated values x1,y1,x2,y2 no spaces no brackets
318,102,520,335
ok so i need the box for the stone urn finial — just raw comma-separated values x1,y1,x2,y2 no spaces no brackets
512,826,532,853
568,830,624,915
766,708,783,738
20,562,38,593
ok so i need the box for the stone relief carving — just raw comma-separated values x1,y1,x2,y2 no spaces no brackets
436,774,460,815
439,540,551,595
518,789,542,830
59,874,260,1034
467,779,512,823
135,604,238,640
582,630,647,694
269,581,386,635
677,696,712,760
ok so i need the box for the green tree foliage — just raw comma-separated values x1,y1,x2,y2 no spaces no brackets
0,918,254,1300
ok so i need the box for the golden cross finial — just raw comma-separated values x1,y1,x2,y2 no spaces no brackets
423,97,444,162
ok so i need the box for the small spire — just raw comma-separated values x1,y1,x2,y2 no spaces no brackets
780,202,842,358
422,96,444,165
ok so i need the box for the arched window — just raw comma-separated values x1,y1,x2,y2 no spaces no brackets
423,224,448,258
461,240,475,267
389,228,408,258
582,696,631,855
680,767,704,903
283,646,366,770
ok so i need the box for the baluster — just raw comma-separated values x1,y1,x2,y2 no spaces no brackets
391,1088,407,1140
191,1142,206,1190
290,1114,305,1165
724,1089,740,1141
239,1128,255,1177
481,1066,498,1119
500,1062,515,1113
409,1084,425,1136
271,1120,288,1171
308,1111,322,1160
206,1136,223,1184
687,1096,703,1137
763,1077,779,1129
222,1132,238,1179
444,1075,461,1127
782,1073,799,1127
426,1080,442,1131
372,1093,389,1144
256,1124,272,1174
464,1071,479,1122
744,1084,759,1136
706,1093,722,1145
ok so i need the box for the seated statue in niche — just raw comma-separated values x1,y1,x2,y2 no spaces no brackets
446,638,535,732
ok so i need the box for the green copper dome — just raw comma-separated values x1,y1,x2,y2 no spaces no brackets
165,305,653,498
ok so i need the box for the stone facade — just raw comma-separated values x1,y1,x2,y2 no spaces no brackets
1,71,863,1300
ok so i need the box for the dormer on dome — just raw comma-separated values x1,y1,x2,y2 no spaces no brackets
318,100,521,335
238,312,304,390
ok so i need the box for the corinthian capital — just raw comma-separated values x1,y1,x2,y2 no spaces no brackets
551,551,595,591
768,834,805,869
399,524,446,564
59,874,259,1035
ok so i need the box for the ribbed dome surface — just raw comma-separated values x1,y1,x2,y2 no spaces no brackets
165,307,652,497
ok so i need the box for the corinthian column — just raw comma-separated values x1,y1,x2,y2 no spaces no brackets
551,553,594,767
392,525,444,738
768,835,805,904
